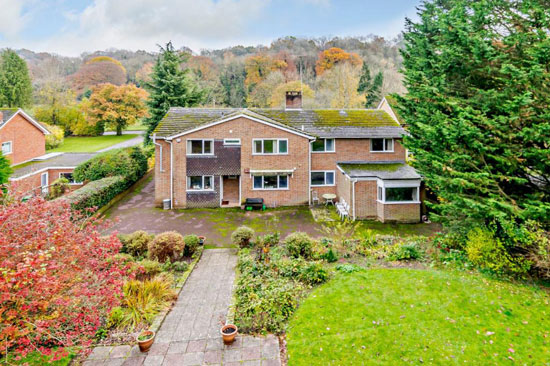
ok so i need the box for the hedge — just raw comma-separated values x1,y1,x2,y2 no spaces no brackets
63,176,126,212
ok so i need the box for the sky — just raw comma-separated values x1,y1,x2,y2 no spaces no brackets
0,0,421,56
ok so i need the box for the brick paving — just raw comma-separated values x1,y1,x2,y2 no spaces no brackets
84,249,281,366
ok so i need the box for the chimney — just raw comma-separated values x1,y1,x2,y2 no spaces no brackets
285,91,302,110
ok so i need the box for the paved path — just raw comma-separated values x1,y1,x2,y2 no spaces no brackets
85,249,281,366
97,134,145,153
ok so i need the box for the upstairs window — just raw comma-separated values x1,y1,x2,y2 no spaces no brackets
187,176,214,191
1,141,12,155
187,139,213,155
253,139,288,155
312,138,335,152
311,171,335,186
371,138,394,152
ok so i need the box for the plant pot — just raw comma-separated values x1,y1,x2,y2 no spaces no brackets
220,324,238,344
137,330,155,352
198,236,206,245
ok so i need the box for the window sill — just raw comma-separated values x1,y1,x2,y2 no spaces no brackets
187,189,215,193
251,153,289,156
311,151,335,154
186,154,215,157
311,184,336,187
370,151,395,153
252,188,289,191
377,200,420,205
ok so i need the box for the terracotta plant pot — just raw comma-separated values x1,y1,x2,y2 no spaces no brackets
220,324,238,344
137,330,155,352
198,236,206,245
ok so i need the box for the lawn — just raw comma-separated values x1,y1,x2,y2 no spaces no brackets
287,269,550,365
47,134,138,153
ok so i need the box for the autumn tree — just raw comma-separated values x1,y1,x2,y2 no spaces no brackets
246,72,285,107
144,42,203,142
244,54,287,88
68,57,127,95
0,50,33,108
135,62,154,86
317,63,364,108
219,53,247,107
357,63,384,108
270,80,315,108
315,47,362,75
86,83,148,135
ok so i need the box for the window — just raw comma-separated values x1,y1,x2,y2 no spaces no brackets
253,175,289,190
310,171,335,186
312,138,335,152
371,138,394,152
187,140,213,155
1,141,12,155
187,176,214,191
378,186,419,203
252,139,288,155
224,138,241,146
59,172,81,185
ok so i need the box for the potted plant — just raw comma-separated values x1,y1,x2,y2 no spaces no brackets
137,330,155,352
198,235,206,245
220,324,238,344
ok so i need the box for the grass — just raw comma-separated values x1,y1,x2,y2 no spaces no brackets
106,122,147,132
47,134,138,153
287,269,550,365
3,349,76,365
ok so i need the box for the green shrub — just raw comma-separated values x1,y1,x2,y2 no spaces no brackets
232,226,255,248
323,248,338,263
526,222,550,279
183,235,200,257
284,232,313,259
48,177,70,200
298,261,329,284
389,241,423,261
335,263,362,273
137,259,163,279
107,306,125,329
125,230,154,258
171,261,189,272
148,231,185,263
62,175,126,212
261,232,280,247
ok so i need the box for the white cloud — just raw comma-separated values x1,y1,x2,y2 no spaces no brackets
0,0,31,38
27,0,271,55
297,0,330,7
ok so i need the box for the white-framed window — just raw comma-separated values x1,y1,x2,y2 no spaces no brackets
187,139,214,155
377,183,420,203
59,172,82,185
252,139,288,155
224,138,241,146
1,141,12,155
187,176,214,191
253,174,289,190
312,138,335,153
310,171,335,186
371,138,394,152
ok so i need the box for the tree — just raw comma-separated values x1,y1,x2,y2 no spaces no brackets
315,47,362,76
244,54,287,88
0,152,12,184
0,50,33,108
144,42,203,143
0,194,127,359
246,71,285,107
398,0,550,236
357,63,384,108
43,123,64,149
316,63,364,108
219,53,247,108
86,83,148,135
68,57,127,96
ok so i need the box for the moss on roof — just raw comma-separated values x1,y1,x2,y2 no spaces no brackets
253,109,399,128
339,163,402,172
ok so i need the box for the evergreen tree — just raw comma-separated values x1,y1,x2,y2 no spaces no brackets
397,0,550,233
357,63,383,108
144,42,203,143
0,152,12,184
0,50,33,108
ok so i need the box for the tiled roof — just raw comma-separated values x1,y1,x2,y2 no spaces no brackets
153,108,405,139
337,161,421,180
10,153,96,179
383,95,405,125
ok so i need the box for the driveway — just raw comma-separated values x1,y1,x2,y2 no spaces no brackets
104,174,323,246
97,133,144,152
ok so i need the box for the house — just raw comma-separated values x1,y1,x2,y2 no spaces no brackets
152,93,422,223
0,108,50,166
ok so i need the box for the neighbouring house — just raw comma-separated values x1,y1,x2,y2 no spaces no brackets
152,92,422,223
0,108,50,166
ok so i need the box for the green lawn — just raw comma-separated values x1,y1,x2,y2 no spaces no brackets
47,134,138,153
287,269,550,365
106,122,147,132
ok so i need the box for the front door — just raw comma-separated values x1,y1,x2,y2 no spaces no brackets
221,175,240,206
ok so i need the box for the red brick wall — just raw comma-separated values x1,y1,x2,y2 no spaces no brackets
354,180,378,219
154,139,172,206
377,202,420,223
336,169,352,208
11,168,81,195
0,114,46,165
157,117,311,208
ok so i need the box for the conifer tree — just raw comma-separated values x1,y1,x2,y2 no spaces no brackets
144,42,203,142
0,50,33,108
357,63,383,108
0,152,12,185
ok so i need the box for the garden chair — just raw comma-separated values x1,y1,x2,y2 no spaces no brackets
336,198,349,220
311,190,320,205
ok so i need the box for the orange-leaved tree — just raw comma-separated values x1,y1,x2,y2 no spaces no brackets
315,47,362,75
85,83,148,135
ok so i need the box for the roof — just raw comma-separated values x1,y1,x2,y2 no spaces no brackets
0,108,50,134
10,153,96,179
380,95,405,125
153,107,405,139
337,161,421,180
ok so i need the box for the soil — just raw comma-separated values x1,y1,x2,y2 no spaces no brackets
222,327,236,334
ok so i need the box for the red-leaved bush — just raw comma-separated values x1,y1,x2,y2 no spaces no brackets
0,194,127,359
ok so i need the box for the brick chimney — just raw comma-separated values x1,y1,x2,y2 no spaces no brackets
285,91,302,110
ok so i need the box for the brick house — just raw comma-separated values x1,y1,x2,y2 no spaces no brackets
152,93,422,223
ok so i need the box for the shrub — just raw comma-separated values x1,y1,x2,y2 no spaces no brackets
171,261,189,272
73,147,148,184
44,123,64,149
526,222,550,279
48,177,70,199
323,248,338,263
62,175,126,212
231,226,255,248
389,241,423,261
335,263,362,273
298,261,329,284
0,195,127,359
125,230,153,258
284,232,313,259
183,235,200,257
148,231,185,263
137,259,163,279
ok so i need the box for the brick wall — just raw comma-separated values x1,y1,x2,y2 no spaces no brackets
377,202,420,223
0,114,46,165
354,180,378,219
154,139,172,206
11,168,82,195
336,169,351,209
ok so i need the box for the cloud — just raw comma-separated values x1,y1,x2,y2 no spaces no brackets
32,0,270,55
298,0,330,6
0,0,31,38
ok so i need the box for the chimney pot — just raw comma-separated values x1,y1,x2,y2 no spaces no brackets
285,91,302,110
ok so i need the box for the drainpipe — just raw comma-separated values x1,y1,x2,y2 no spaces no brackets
308,140,312,205
152,134,163,172
352,178,357,221
169,139,173,209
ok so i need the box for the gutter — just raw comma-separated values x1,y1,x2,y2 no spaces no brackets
352,178,357,221
152,134,164,172
308,140,312,205
169,140,173,209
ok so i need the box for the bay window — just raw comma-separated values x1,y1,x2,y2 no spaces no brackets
253,139,288,155
187,176,214,191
